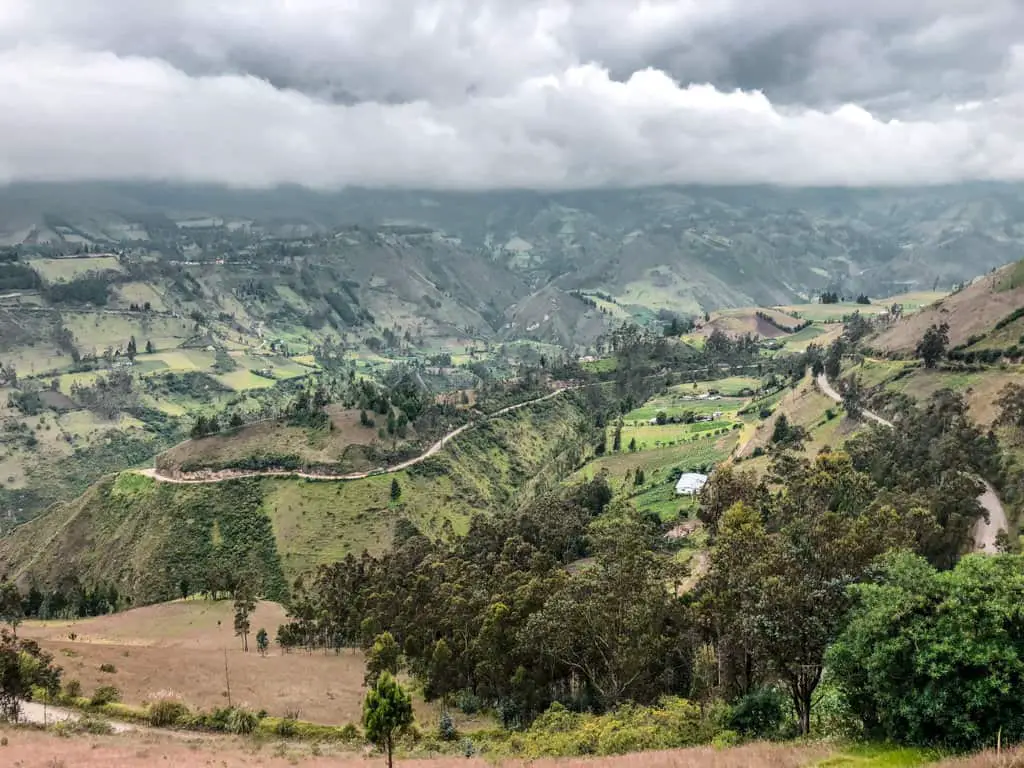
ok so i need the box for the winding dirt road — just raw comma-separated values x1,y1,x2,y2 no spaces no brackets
816,372,1007,553
139,386,576,485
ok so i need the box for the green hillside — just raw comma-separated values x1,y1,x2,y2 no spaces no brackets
0,389,597,602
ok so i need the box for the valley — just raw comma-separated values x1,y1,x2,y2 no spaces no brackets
0,190,1022,768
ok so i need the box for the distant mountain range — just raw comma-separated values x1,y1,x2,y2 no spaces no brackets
2,181,1022,340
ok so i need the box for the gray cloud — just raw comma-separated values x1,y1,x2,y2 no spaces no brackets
1,0,1024,189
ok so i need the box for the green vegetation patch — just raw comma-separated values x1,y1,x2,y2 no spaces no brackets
0,474,288,605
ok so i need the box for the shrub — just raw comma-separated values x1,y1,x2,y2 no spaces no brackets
226,707,260,735
53,716,114,737
64,680,81,699
339,723,361,742
728,688,786,739
455,690,482,715
148,698,190,727
439,711,457,741
99,663,117,674
276,715,298,737
90,686,121,706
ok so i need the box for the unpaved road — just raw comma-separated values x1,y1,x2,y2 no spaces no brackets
816,372,1007,553
19,701,135,733
140,386,576,485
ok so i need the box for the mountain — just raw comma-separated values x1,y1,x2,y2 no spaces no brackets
4,182,1024,328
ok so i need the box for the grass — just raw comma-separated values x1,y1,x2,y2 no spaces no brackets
580,436,734,480
996,258,1024,292
216,370,278,391
19,600,464,730
157,405,397,474
815,744,942,767
613,421,736,451
0,729,838,767
887,366,1024,425
29,255,123,281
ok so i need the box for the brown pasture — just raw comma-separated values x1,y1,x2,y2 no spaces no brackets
0,727,832,768
20,600,460,728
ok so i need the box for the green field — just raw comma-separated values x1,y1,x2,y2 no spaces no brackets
30,256,123,282
215,369,277,390
778,291,945,323
612,420,737,451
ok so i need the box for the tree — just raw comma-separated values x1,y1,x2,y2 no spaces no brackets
233,584,256,652
700,453,925,735
145,339,154,354
634,467,645,486
770,413,791,444
0,630,62,722
841,376,862,419
365,631,401,687
363,671,414,768
256,628,269,657
0,581,23,638
628,437,637,453
995,382,1024,436
612,421,622,452
916,322,950,368
126,336,137,362
829,553,1024,749
525,516,690,709
390,478,402,502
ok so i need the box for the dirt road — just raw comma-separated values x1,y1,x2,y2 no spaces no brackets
816,373,1007,553
18,701,135,733
140,386,575,485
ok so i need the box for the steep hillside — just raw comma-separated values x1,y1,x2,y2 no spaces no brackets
0,391,596,601
5,182,1024,317
871,260,1024,353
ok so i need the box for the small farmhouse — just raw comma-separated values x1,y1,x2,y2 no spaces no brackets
675,472,709,496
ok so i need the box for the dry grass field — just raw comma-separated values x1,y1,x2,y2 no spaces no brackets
20,601,463,728
0,728,836,768
698,308,803,339
871,265,1024,353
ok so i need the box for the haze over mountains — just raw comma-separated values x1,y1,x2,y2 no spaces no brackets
3,182,1024,320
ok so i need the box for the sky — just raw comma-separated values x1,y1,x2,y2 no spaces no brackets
1,0,1024,189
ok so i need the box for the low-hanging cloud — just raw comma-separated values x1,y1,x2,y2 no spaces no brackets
2,1,1024,189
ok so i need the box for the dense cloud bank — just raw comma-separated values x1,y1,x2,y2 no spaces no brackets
1,1,1023,189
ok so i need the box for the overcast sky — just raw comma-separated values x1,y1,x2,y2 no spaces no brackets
2,0,1024,189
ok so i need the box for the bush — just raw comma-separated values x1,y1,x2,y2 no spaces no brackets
90,686,121,706
148,698,190,727
439,711,457,741
99,663,117,674
64,680,81,699
728,688,786,739
53,716,114,737
455,690,482,715
226,707,260,735
276,716,298,737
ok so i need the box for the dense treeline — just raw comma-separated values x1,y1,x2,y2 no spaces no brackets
280,478,699,726
276,382,1005,745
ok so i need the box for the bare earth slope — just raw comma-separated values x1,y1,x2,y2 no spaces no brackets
871,261,1024,353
